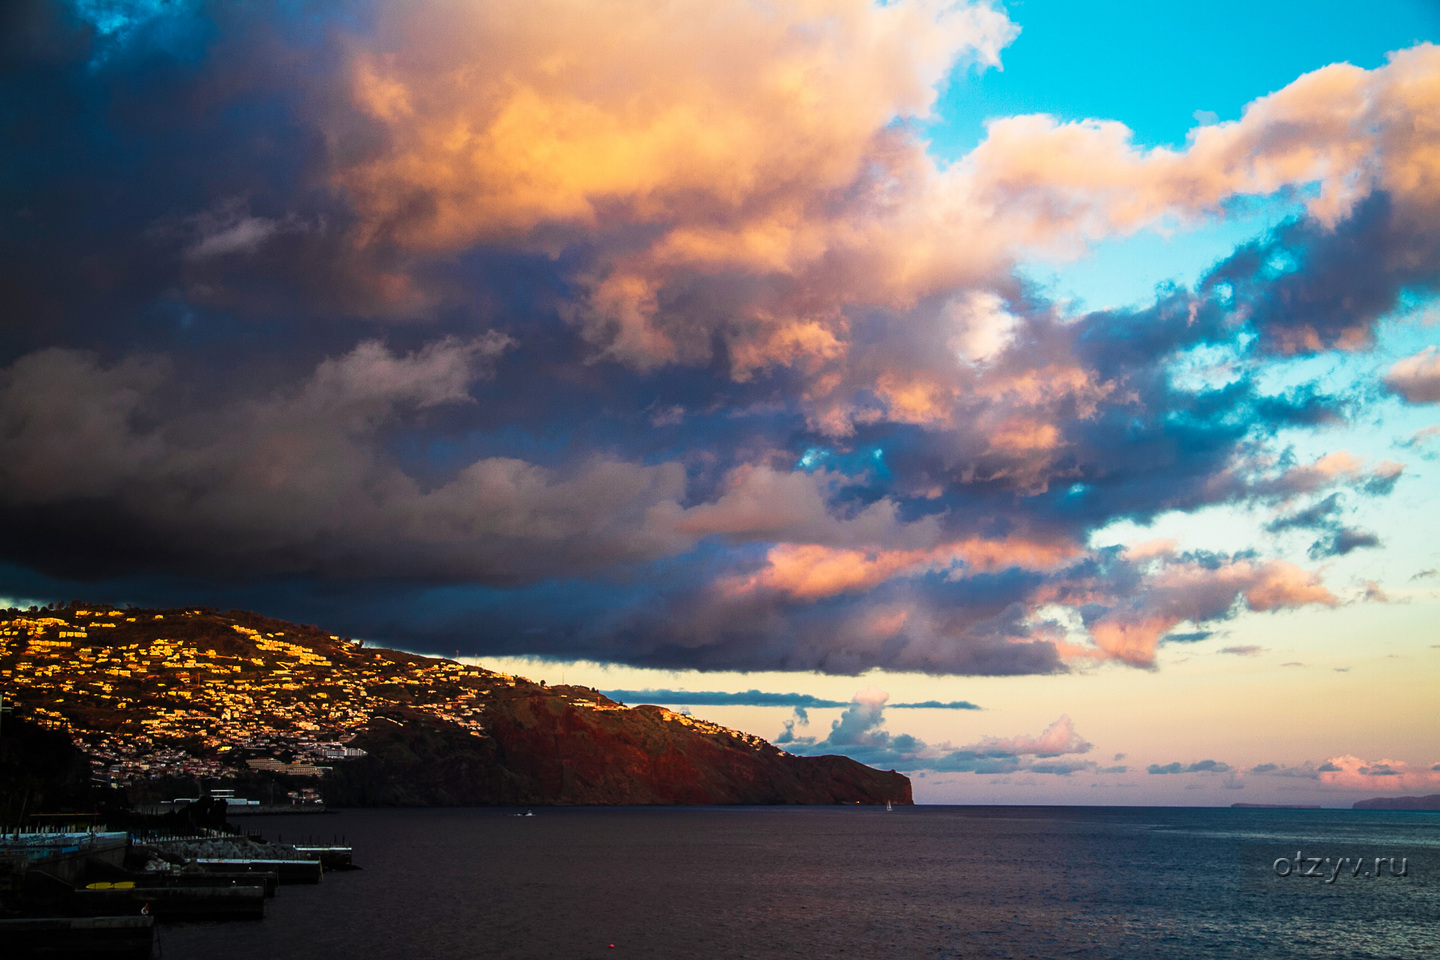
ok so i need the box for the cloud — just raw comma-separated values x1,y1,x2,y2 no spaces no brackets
891,700,984,710
1081,556,1337,666
1307,527,1382,559
332,0,1021,364
1162,631,1213,643
331,10,1440,382
1147,760,1232,775
1266,492,1344,531
339,0,1016,251
1255,452,1400,500
0,330,1348,672
600,689,979,710
780,692,1092,775
720,536,1078,601
1398,425,1440,458
0,339,728,582
1385,347,1440,403
1263,480,1389,560
1294,755,1440,792
959,714,1092,758
0,3,1433,677
1248,762,1312,777
65,0,209,65
1218,645,1262,656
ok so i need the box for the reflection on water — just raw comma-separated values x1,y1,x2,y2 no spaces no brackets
161,806,1440,960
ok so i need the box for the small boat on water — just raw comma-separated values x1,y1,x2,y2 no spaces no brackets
885,799,893,812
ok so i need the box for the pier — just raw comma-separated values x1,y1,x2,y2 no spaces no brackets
192,857,323,884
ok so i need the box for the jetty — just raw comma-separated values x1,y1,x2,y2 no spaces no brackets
73,882,266,921
192,857,323,884
2,825,356,956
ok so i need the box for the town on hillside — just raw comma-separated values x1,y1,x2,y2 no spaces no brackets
3,604,513,795
0,602,771,803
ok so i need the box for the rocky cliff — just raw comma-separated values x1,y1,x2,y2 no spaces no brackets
324,699,910,807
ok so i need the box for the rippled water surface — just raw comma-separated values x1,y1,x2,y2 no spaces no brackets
160,806,1439,959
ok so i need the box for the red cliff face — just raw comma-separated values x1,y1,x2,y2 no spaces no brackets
327,693,912,807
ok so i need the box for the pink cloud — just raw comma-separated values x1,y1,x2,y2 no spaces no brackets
1087,559,1337,666
1317,755,1440,792
1233,450,1402,501
959,44,1440,252
328,0,1440,399
724,543,935,600
724,535,1082,601
966,714,1092,757
1385,346,1440,403
336,0,1016,267
1271,451,1365,493
987,416,1063,455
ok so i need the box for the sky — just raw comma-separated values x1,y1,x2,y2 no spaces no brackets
2,0,1439,805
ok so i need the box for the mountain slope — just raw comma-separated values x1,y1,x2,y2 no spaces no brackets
0,604,910,806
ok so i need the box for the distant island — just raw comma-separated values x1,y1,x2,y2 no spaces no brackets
0,604,910,808
1352,794,1440,810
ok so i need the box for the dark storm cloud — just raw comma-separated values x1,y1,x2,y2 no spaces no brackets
0,5,1433,675
0,337,717,583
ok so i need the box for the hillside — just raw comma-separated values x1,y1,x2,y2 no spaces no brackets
0,604,910,807
1352,794,1440,811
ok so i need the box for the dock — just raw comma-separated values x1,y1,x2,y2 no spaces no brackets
192,857,323,884
291,845,353,870
0,916,155,959
72,883,265,921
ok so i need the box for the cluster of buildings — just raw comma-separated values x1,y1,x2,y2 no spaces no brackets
0,606,509,788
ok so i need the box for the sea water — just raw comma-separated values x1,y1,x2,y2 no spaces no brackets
160,806,1439,959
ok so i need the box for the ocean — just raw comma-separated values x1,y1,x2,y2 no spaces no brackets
159,806,1438,959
